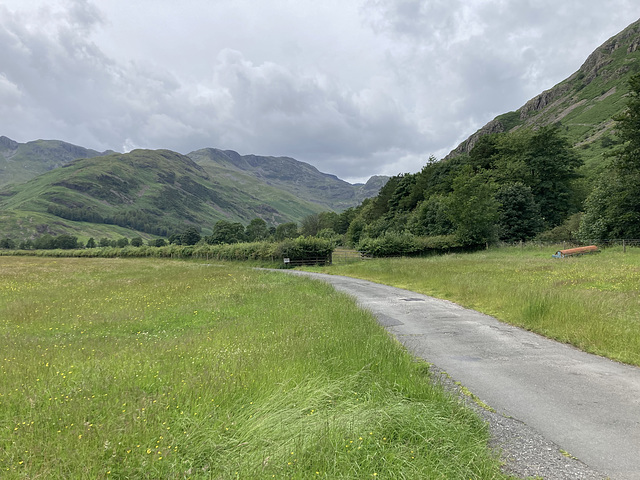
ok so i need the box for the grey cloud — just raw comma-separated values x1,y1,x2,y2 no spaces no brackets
1,0,639,182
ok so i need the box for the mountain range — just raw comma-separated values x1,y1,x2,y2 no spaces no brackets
2,18,640,244
0,138,387,241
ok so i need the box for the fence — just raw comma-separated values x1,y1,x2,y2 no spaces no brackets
331,248,373,264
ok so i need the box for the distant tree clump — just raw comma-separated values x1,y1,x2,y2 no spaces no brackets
130,237,144,247
275,222,299,241
151,238,167,247
180,227,201,246
0,238,16,249
55,235,79,249
207,221,245,245
245,218,269,242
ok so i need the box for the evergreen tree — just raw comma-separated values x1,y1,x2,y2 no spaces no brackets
447,167,499,246
495,183,544,242
580,73,640,239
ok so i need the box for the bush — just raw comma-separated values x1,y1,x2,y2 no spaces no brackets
358,233,461,257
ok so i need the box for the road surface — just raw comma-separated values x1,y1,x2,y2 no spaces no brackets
281,270,640,480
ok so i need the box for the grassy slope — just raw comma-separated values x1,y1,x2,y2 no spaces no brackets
0,139,109,187
189,148,360,212
314,246,640,366
0,149,326,240
0,257,509,479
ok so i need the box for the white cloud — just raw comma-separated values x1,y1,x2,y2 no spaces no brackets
0,0,639,182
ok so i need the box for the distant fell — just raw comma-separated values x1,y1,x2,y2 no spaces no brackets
0,136,113,187
188,148,387,211
0,144,388,241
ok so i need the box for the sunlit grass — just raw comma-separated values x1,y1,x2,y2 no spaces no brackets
314,246,640,366
0,257,509,479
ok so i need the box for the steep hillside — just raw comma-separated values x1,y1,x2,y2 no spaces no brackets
0,136,112,187
446,18,640,174
188,148,387,211
0,149,328,240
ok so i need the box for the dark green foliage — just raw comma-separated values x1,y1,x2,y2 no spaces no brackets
357,233,461,257
614,73,640,171
522,125,583,227
151,238,167,247
300,213,321,236
207,220,245,244
0,238,16,249
537,213,582,242
33,234,56,249
581,73,640,239
495,183,543,242
180,227,201,246
116,237,129,248
275,237,333,263
275,222,299,241
447,167,500,246
408,195,454,237
85,237,96,248
54,235,79,249
245,218,269,242
130,237,144,247
345,216,366,247
99,238,111,247
579,169,640,239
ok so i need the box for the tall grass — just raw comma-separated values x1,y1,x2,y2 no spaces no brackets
0,257,509,479
314,246,640,366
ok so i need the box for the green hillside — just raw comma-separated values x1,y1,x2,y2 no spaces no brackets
189,148,385,211
0,149,328,241
448,19,640,179
0,136,112,187
334,18,640,253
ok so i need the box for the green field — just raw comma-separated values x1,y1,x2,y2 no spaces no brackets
0,257,509,479
320,246,640,366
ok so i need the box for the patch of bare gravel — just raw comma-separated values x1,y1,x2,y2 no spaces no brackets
432,369,607,480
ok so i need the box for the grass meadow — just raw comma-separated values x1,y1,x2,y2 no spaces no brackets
321,245,640,366
0,257,510,479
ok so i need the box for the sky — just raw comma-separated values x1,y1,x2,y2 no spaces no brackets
0,1,639,183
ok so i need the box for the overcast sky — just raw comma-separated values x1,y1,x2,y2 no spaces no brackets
1,1,638,183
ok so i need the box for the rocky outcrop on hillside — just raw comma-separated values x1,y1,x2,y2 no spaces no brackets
445,18,640,160
444,119,506,159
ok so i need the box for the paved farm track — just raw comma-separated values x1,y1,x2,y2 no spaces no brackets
281,271,640,480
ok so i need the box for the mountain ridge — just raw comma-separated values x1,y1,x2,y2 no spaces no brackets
445,18,640,164
0,139,389,241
